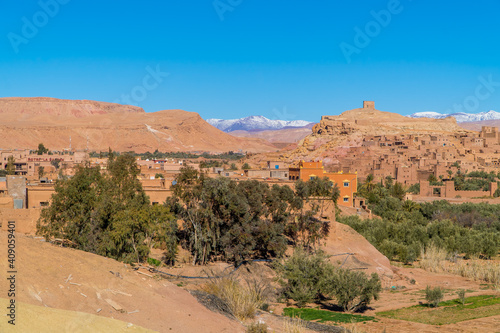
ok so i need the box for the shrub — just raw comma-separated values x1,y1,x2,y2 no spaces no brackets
407,183,420,194
328,270,382,312
419,244,448,273
283,316,305,333
457,289,466,305
425,286,443,307
247,322,267,333
203,275,265,320
275,249,332,307
276,249,381,312
147,258,161,266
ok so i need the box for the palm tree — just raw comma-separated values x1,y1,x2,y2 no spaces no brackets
365,174,374,192
402,200,421,213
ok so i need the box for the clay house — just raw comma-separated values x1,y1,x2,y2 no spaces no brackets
289,161,357,207
479,126,500,146
244,160,290,180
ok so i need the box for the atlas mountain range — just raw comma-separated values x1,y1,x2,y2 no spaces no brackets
0,97,497,153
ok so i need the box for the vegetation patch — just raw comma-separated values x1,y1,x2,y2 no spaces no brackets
377,295,500,325
283,308,375,324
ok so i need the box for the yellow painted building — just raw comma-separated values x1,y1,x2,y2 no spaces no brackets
289,161,357,207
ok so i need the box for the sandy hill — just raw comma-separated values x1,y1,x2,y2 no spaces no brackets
0,97,144,117
0,97,277,153
0,230,244,332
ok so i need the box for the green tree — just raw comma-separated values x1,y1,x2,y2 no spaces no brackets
275,249,333,307
50,159,60,170
229,163,238,170
111,205,177,264
365,174,375,191
242,162,251,170
38,166,45,179
457,289,466,306
391,182,406,200
168,167,295,265
384,175,394,189
286,177,337,250
37,164,106,253
276,249,382,311
37,143,49,155
327,269,381,312
36,155,159,264
6,156,15,175
425,286,443,307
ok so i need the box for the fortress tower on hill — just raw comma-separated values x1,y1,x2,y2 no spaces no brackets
363,101,375,109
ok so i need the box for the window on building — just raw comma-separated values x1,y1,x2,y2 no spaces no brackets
343,197,349,202
152,202,159,205
40,202,49,207
343,182,349,187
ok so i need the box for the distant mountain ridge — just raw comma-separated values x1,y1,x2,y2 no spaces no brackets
0,97,278,153
206,115,313,132
409,110,500,123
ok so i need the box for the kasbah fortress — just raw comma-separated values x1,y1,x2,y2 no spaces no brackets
2,100,500,233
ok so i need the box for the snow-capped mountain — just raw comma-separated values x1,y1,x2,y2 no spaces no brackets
206,115,313,132
409,110,500,123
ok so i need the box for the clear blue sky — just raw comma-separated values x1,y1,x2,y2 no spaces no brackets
1,0,499,122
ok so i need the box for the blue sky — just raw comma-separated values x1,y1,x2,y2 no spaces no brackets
0,0,499,122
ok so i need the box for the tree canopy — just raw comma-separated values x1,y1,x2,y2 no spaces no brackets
166,167,339,265
37,154,177,264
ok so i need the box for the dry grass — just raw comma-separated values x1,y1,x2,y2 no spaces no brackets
202,275,266,321
246,321,268,333
419,244,448,272
282,316,306,333
341,319,366,333
419,245,500,287
451,259,500,287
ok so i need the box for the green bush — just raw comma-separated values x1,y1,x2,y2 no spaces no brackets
457,289,466,305
275,249,332,307
147,258,162,266
275,249,381,311
338,199,500,263
425,286,443,307
328,269,382,312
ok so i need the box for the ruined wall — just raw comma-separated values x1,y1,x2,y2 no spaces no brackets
419,180,497,198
